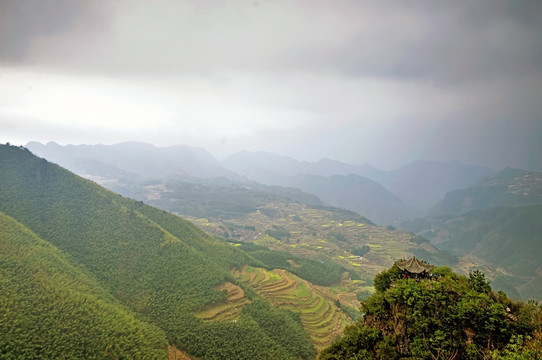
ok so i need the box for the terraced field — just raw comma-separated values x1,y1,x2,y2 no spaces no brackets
232,266,352,350
187,201,430,284
194,282,248,322
187,201,457,350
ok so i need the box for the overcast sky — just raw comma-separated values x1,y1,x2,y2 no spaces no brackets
1,0,541,170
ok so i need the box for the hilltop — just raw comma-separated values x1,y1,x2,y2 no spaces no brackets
320,263,542,359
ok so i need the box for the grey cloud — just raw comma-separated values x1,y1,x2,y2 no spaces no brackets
0,0,108,63
314,1,542,83
1,0,81,61
1,0,540,172
3,0,541,83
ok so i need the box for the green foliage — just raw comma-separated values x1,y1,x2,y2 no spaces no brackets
351,245,370,257
241,299,317,359
328,230,348,243
0,212,167,359
266,224,291,241
242,247,347,286
319,324,382,359
357,289,373,302
469,269,492,293
321,263,542,359
335,301,363,322
0,144,315,359
373,265,400,292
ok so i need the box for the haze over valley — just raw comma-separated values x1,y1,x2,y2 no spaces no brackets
25,140,542,302
2,1,542,358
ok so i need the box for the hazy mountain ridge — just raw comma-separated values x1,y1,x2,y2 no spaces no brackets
106,177,324,220
293,174,418,225
26,142,492,225
401,168,542,300
430,168,542,217
223,150,491,221
222,151,375,185
376,160,493,212
26,141,241,181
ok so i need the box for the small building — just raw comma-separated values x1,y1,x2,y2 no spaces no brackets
395,256,434,279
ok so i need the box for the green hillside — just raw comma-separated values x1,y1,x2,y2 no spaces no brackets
0,144,315,359
430,168,542,217
0,212,168,359
419,206,542,300
401,168,542,301
320,264,542,359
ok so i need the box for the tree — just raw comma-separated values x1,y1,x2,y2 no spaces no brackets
469,269,491,293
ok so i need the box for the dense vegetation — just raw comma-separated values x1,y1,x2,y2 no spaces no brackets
0,212,167,359
320,264,542,359
0,144,315,359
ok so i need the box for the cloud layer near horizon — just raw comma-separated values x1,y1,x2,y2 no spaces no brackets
1,0,541,170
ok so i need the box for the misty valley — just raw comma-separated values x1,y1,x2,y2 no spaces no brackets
3,1,541,358
1,142,541,359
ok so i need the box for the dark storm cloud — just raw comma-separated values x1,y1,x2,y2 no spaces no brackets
300,1,542,84
1,0,539,80
0,0,109,63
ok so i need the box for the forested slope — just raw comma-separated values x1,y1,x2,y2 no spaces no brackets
0,212,168,359
0,144,315,359
413,205,542,300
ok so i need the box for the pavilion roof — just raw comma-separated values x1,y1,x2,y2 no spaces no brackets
395,256,434,274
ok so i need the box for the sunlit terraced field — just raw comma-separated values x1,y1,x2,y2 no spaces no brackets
232,266,353,350
194,282,249,322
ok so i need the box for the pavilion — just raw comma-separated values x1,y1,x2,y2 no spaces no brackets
395,256,434,279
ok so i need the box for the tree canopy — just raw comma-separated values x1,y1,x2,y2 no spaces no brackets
320,264,542,359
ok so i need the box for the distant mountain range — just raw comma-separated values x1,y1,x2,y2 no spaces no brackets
27,142,493,225
222,150,492,218
26,141,240,181
293,174,417,225
373,160,492,212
